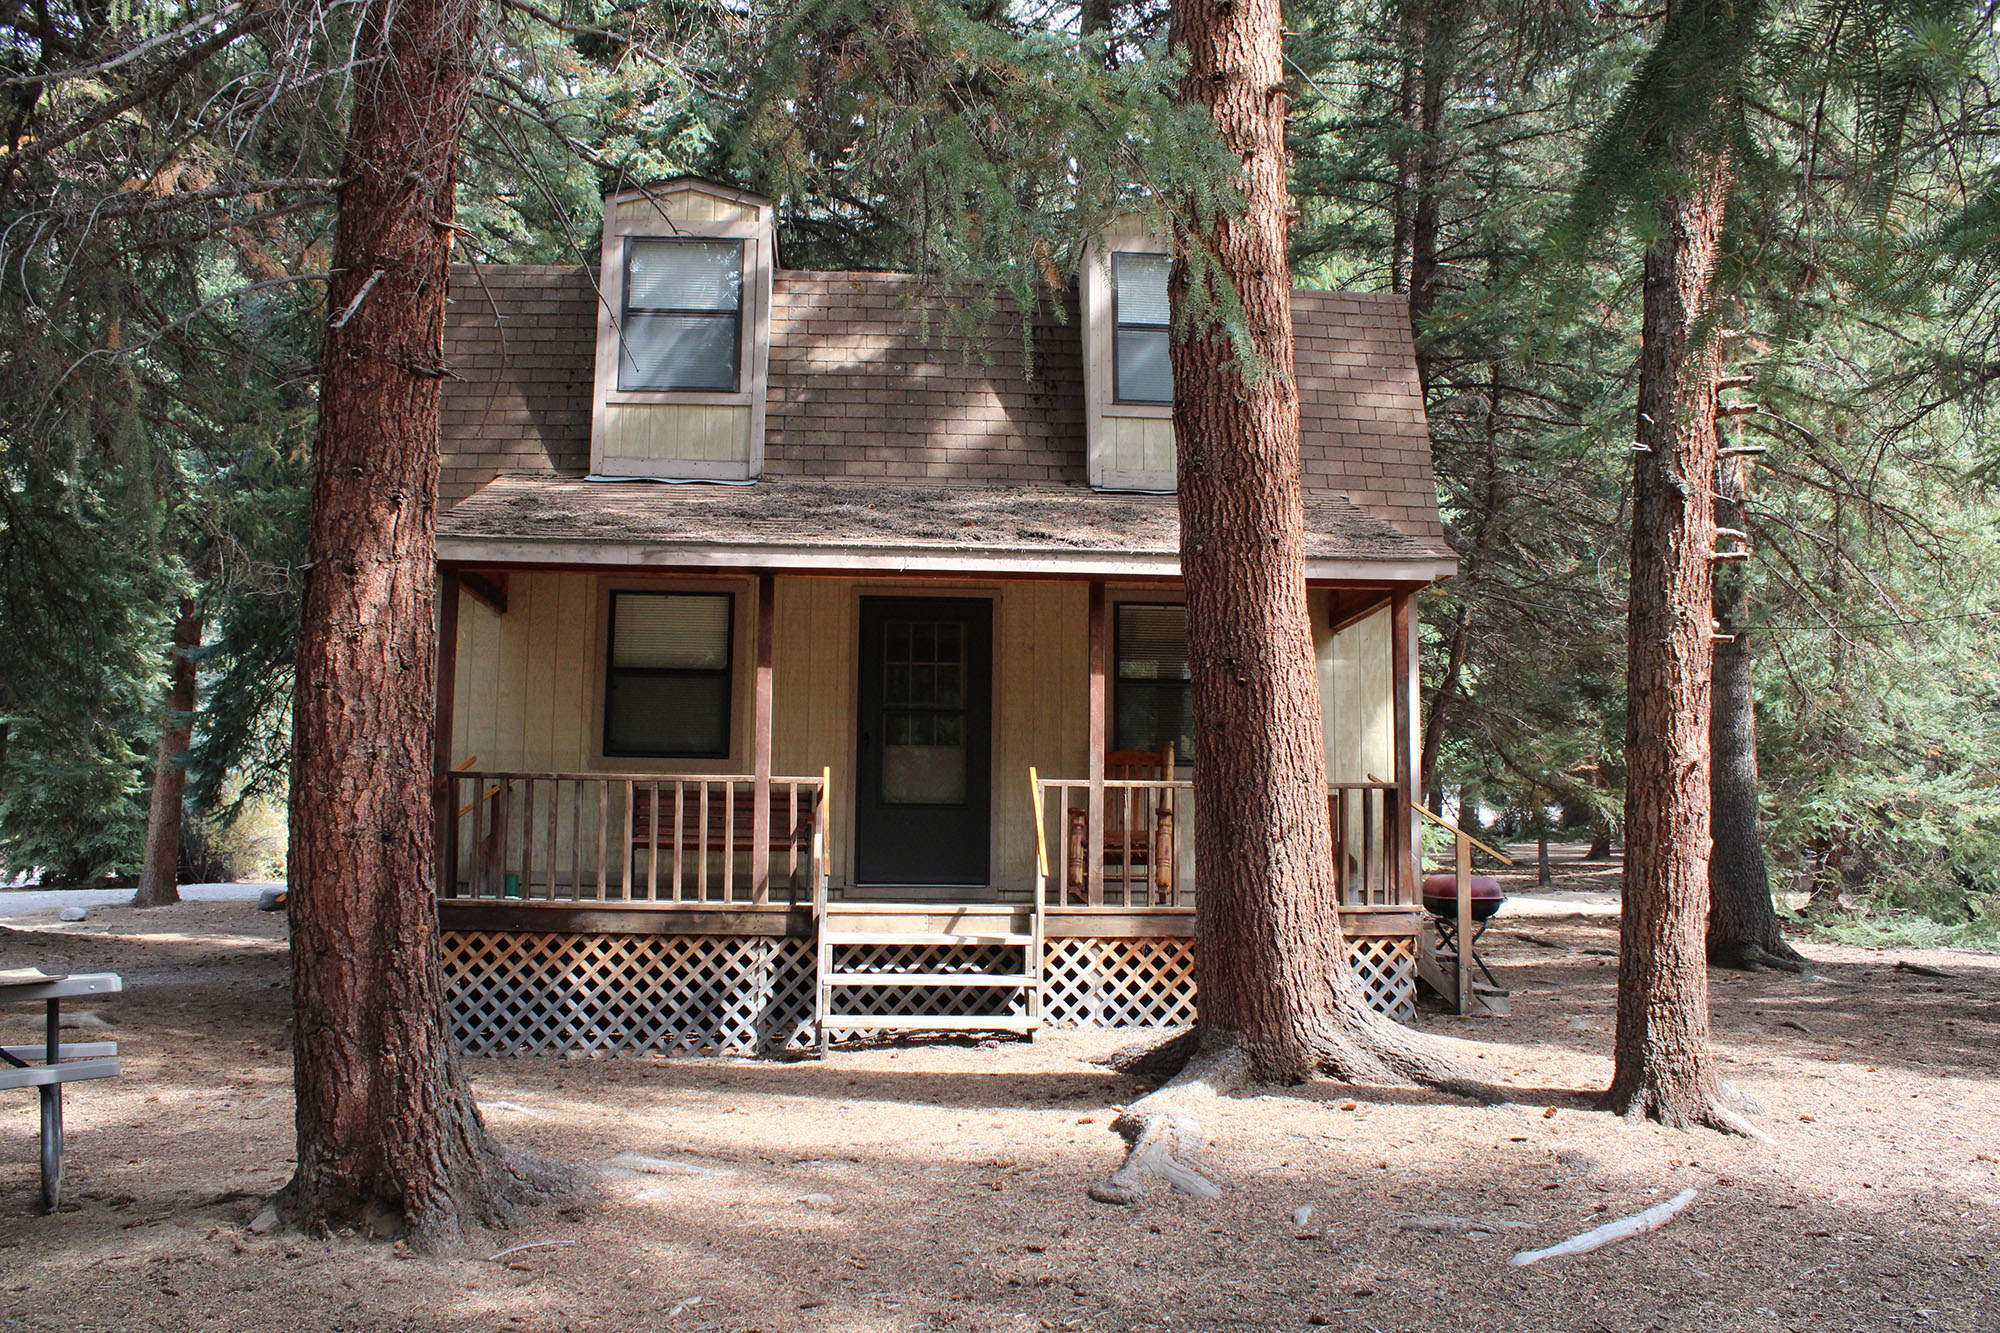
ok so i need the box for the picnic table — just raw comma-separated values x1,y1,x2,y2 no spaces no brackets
0,971,121,1213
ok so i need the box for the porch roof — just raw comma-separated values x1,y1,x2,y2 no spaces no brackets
436,476,1457,581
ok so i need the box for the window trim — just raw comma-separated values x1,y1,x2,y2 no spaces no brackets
601,589,737,761
1110,251,1173,407
614,236,745,394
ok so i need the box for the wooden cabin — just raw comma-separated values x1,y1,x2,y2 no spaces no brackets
431,179,1457,1056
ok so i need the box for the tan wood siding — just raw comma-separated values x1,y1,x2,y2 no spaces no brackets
616,188,760,224
1316,599,1394,784
450,572,596,771
994,581,1091,892
1102,416,1176,481
601,403,753,465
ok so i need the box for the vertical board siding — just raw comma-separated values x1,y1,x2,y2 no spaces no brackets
995,581,1091,893
615,187,759,225
1316,600,1394,784
602,403,752,464
452,572,596,772
1102,415,1176,481
771,576,856,884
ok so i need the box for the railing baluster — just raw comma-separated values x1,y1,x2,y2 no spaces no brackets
519,778,535,900
596,778,609,900
787,780,800,901
723,779,738,903
645,780,659,903
672,780,686,903
621,780,634,902
569,778,582,902
697,781,711,901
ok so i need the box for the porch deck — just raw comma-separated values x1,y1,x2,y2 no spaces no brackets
435,768,1426,1055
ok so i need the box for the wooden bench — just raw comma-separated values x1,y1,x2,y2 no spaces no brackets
627,784,821,897
0,971,122,1214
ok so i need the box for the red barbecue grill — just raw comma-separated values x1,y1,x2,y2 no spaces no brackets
1422,872,1505,988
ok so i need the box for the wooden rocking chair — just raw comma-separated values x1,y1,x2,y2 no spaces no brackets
1066,742,1178,906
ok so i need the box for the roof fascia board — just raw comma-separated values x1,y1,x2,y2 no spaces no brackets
435,535,1456,583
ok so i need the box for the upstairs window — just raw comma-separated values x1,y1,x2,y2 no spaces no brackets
1112,252,1173,405
604,592,734,758
617,239,743,392
1114,603,1192,760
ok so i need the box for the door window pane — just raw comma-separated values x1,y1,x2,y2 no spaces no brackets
880,617,970,805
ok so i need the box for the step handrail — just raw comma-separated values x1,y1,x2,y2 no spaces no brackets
1410,803,1516,866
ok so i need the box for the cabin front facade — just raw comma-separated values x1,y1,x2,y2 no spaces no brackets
432,180,1456,1056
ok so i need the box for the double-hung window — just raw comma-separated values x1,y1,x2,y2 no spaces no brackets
617,238,744,392
603,592,734,759
1112,252,1173,405
1113,603,1192,760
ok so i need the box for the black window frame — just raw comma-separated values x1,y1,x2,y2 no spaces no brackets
602,590,736,760
616,236,745,393
1112,601,1192,760
1111,250,1173,406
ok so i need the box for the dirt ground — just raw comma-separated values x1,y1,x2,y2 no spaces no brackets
2,855,1997,1333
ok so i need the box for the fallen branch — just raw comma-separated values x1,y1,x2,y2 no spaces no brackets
1398,1214,1532,1236
1509,1189,1697,1266
488,1239,577,1262
1894,960,1952,979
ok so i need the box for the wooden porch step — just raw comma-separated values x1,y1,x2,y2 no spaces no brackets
819,1014,1041,1032
821,931,1034,947
824,971,1037,987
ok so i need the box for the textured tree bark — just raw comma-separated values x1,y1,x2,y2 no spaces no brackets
284,0,570,1248
1169,0,1470,1091
1706,454,1802,969
133,597,202,908
1607,119,1737,1129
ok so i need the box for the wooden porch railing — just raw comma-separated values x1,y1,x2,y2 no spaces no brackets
438,771,827,907
1030,775,1410,910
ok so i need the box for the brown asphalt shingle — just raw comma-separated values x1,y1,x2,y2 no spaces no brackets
437,265,1447,549
438,476,1441,565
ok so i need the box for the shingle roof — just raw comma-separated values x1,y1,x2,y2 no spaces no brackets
436,476,1453,577
437,265,1447,548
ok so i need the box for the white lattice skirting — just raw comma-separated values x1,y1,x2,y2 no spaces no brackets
442,930,1417,1056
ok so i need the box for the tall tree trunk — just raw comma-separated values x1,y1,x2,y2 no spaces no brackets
284,0,568,1248
1168,0,1466,1091
1607,82,1736,1129
1706,453,1802,968
1419,357,1502,797
132,597,202,908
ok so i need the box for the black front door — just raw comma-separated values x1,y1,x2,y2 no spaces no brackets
855,597,992,887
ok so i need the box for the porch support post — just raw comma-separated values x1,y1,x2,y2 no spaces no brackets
1087,579,1107,905
434,568,461,899
1391,589,1419,905
752,573,775,904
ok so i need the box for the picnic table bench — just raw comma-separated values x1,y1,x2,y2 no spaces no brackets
0,971,121,1213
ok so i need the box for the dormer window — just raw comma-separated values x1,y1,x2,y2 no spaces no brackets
618,239,744,393
1112,252,1173,405
591,179,774,482
1082,224,1176,492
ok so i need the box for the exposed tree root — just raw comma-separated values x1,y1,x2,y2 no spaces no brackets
1710,938,1812,976
1604,1078,1773,1143
277,1140,586,1253
1092,1018,1507,1204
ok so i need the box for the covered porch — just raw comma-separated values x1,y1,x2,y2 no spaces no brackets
429,479,1451,1054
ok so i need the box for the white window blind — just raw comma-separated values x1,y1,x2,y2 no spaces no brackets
618,239,743,392
1112,252,1173,405
612,593,731,670
604,592,735,759
1114,603,1193,759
